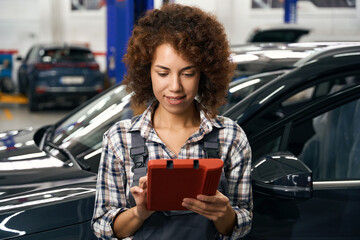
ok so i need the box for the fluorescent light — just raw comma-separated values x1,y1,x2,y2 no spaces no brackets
84,148,102,160
7,152,47,161
259,85,285,104
231,54,259,63
229,79,261,93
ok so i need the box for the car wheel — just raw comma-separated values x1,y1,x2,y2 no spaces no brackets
0,77,15,93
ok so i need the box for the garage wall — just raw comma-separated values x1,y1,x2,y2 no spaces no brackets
0,0,107,86
55,0,107,72
1,0,360,86
0,0,52,55
177,0,360,44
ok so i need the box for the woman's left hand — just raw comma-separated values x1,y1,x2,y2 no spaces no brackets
182,190,230,221
182,190,236,235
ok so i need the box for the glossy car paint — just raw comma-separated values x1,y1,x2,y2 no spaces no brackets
230,42,359,80
224,44,360,239
1,43,359,239
0,128,97,239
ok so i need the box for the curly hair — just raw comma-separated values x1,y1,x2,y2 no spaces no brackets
123,3,235,117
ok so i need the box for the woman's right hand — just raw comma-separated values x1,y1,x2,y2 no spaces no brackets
114,176,154,238
130,175,154,220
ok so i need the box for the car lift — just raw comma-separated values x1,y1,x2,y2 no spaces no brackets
106,0,153,85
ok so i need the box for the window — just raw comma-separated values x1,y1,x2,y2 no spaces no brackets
294,98,360,181
42,48,94,62
252,133,282,161
246,72,360,181
27,47,40,63
220,72,284,114
250,97,360,181
243,72,360,136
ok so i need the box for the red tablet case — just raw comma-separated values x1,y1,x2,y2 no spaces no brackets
146,158,223,211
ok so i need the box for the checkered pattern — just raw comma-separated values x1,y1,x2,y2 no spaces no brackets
91,101,253,239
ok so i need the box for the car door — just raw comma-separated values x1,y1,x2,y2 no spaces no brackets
242,72,360,239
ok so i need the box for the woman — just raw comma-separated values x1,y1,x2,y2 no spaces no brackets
92,4,252,239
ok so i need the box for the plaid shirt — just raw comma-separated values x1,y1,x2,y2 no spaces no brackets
92,102,253,239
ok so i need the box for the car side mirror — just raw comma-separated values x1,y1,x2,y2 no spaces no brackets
251,152,312,199
16,56,23,61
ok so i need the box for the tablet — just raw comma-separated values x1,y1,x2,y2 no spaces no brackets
146,158,223,211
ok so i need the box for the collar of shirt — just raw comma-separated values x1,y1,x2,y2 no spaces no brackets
128,100,225,144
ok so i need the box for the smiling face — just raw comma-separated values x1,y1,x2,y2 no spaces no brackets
151,43,200,117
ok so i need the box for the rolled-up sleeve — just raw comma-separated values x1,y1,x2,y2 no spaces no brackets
224,125,253,239
91,129,130,239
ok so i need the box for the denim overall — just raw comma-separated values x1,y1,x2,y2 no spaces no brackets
129,122,229,240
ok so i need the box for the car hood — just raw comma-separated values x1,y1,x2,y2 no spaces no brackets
0,127,43,160
0,127,97,239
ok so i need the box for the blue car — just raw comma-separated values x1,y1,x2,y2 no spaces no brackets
17,44,104,111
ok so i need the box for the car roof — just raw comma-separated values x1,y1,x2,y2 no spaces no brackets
246,24,312,43
224,43,360,122
231,42,359,56
233,42,331,52
230,42,358,79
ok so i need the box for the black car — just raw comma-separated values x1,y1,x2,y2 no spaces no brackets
247,25,311,43
17,43,104,111
1,43,359,239
0,85,133,239
224,44,360,239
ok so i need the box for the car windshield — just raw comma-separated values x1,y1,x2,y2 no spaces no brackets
219,71,286,114
231,50,309,79
41,48,95,63
51,84,133,157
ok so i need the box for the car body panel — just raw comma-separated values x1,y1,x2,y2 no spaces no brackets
224,44,360,239
0,128,97,239
2,43,360,239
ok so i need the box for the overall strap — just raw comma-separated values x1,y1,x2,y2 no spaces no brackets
203,127,228,197
203,127,220,158
130,116,148,171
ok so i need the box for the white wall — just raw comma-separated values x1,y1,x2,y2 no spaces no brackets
0,0,107,86
1,0,360,86
57,0,107,72
177,0,360,45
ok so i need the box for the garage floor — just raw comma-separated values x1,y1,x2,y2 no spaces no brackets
0,94,72,132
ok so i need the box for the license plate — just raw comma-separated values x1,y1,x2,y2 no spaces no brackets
61,76,84,84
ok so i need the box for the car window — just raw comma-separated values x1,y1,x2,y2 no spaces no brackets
294,98,360,181
243,72,360,136
248,70,360,181
251,133,283,161
27,46,40,63
251,97,360,181
219,71,284,114
41,48,95,62
233,56,296,79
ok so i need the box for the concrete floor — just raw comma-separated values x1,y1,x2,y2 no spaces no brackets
0,103,71,132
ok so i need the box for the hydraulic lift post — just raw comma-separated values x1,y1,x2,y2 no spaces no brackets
106,0,153,85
